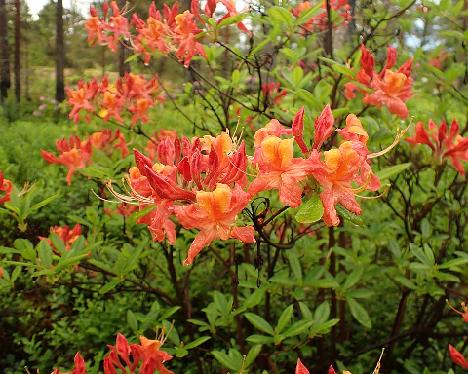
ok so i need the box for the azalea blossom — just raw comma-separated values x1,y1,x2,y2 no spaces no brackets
294,359,343,374
344,45,413,119
41,136,92,185
85,1,130,52
0,171,12,205
295,358,310,374
406,119,468,175
191,0,251,35
448,344,468,369
53,333,174,374
446,300,468,323
262,82,288,105
51,352,86,374
89,129,129,158
173,11,207,67
67,74,163,126
103,333,174,374
293,106,380,226
40,224,82,252
87,1,207,67
292,0,351,33
248,134,311,207
175,183,255,265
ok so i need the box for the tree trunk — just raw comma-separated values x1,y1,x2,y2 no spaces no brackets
56,0,65,102
0,0,11,102
117,0,129,76
14,0,20,102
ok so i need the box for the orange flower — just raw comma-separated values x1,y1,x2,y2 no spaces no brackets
103,333,174,374
66,80,99,123
52,352,86,374
174,11,206,67
295,358,310,374
67,74,163,126
309,117,380,226
89,129,129,158
249,135,310,207
449,344,468,369
41,136,92,185
292,0,351,33
0,171,12,205
406,119,468,175
364,69,412,119
175,183,255,265
134,336,174,374
447,300,468,323
345,45,413,119
48,224,82,251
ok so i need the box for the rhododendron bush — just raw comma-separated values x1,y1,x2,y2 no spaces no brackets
0,0,467,373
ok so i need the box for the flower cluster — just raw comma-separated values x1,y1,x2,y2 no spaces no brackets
292,0,351,33
0,171,12,205
40,224,82,252
191,0,251,36
52,332,173,374
295,358,351,373
109,105,392,265
345,45,413,119
41,130,128,185
406,119,468,175
112,129,252,265
85,0,252,67
67,73,164,125
262,82,288,106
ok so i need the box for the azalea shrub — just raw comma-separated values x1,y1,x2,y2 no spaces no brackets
0,0,467,373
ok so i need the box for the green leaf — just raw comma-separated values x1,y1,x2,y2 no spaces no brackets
276,305,293,334
439,257,468,269
56,253,89,270
244,313,274,335
217,13,248,28
99,280,120,295
314,301,330,324
346,297,371,328
332,64,354,76
376,163,411,181
212,350,243,371
124,54,138,63
184,336,211,350
286,251,302,281
127,310,138,331
295,194,324,223
295,3,321,25
30,193,59,212
246,334,274,344
268,6,295,28
37,240,53,268
343,267,364,289
282,320,315,338
335,205,364,226
245,344,262,368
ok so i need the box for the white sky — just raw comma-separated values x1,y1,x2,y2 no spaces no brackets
26,0,92,18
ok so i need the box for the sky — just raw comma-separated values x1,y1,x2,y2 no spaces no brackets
26,0,92,18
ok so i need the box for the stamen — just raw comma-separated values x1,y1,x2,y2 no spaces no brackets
227,156,258,177
355,187,388,200
105,179,154,205
368,125,410,159
372,348,385,374
446,299,465,316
